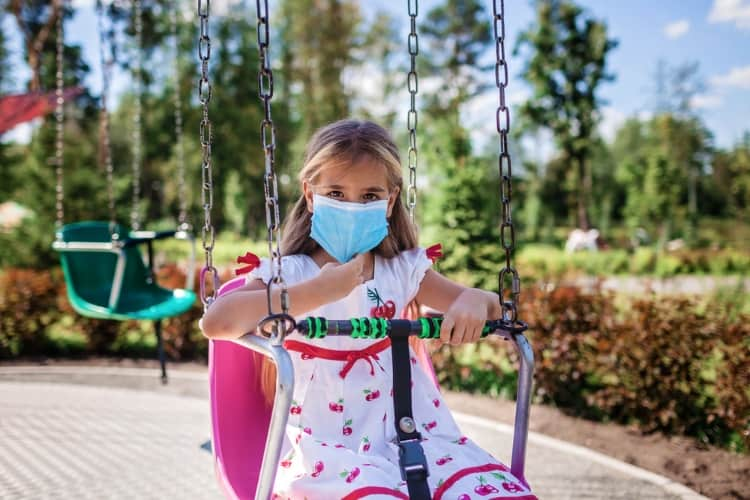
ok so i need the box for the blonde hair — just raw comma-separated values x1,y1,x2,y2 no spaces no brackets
259,119,427,407
281,119,418,256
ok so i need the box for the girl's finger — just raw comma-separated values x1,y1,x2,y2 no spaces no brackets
472,317,484,342
439,316,454,345
451,319,467,345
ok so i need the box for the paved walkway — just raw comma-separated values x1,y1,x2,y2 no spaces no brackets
0,366,707,499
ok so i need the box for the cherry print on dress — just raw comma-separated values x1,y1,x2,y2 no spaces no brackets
328,399,344,412
289,400,302,415
340,467,361,483
311,461,324,478
422,420,437,432
474,475,500,496
342,419,353,436
361,436,371,452
367,287,396,319
363,388,381,401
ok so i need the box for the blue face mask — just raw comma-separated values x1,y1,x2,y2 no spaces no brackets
310,194,389,263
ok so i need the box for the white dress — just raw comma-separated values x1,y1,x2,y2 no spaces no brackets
246,248,536,500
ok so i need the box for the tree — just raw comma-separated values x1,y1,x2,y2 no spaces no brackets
516,0,617,230
279,0,361,159
712,133,750,219
420,0,492,161
653,60,705,118
417,0,505,285
612,114,712,247
0,10,12,93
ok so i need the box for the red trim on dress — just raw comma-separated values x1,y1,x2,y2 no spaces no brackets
433,463,537,500
341,486,410,500
283,338,391,379
426,243,443,263
235,251,261,276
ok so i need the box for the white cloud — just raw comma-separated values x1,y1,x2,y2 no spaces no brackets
708,0,750,29
664,19,690,39
690,93,724,109
710,65,750,89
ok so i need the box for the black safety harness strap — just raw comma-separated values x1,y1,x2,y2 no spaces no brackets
390,334,431,500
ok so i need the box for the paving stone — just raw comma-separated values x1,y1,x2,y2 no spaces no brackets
0,382,221,500
0,368,707,500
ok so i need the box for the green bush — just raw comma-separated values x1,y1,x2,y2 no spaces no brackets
513,244,749,279
0,265,212,361
431,285,750,452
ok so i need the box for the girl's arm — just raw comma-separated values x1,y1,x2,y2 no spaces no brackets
200,255,368,340
415,269,503,345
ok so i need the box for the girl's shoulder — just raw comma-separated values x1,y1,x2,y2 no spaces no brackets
378,245,439,282
241,252,318,286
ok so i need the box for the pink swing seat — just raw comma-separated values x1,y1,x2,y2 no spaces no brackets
208,276,440,499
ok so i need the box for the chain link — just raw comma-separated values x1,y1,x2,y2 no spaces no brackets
197,0,219,306
96,0,117,236
406,0,419,222
256,0,290,332
130,0,143,231
492,0,521,323
171,0,188,230
54,0,65,230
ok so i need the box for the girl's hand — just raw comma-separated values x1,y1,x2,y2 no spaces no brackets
317,253,371,300
439,288,503,345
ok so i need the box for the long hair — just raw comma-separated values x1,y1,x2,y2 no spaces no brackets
260,119,427,407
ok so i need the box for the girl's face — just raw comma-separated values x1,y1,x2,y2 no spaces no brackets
303,158,400,218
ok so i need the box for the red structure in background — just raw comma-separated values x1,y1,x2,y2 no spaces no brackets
0,87,83,135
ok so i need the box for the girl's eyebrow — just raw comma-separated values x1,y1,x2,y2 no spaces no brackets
324,184,386,192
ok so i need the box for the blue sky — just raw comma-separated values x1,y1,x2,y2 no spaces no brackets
3,0,749,151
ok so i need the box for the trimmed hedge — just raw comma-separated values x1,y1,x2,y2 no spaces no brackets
517,244,750,278
0,265,212,361
431,285,750,453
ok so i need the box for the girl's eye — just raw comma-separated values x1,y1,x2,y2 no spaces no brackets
362,193,379,201
326,191,344,198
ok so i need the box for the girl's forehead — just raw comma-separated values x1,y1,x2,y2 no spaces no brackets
316,158,390,187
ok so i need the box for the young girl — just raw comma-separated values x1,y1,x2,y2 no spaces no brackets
201,120,536,499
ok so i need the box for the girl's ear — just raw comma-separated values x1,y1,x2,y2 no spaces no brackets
303,180,314,213
386,187,400,218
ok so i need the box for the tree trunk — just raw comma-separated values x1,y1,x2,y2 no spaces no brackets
577,155,591,230
10,0,62,92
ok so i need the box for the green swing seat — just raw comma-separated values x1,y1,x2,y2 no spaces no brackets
54,221,196,321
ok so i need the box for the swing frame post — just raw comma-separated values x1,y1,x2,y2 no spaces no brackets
509,332,534,488
231,333,295,500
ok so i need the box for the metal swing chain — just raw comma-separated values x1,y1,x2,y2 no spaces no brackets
171,0,188,230
130,0,144,231
197,0,219,307
54,0,65,230
256,0,290,328
406,0,419,222
493,0,521,324
96,0,117,236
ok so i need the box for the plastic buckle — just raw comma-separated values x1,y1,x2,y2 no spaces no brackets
398,438,429,482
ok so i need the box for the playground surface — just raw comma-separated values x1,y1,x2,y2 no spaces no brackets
0,364,722,499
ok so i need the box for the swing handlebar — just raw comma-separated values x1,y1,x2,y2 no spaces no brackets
294,316,528,339
242,313,534,494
